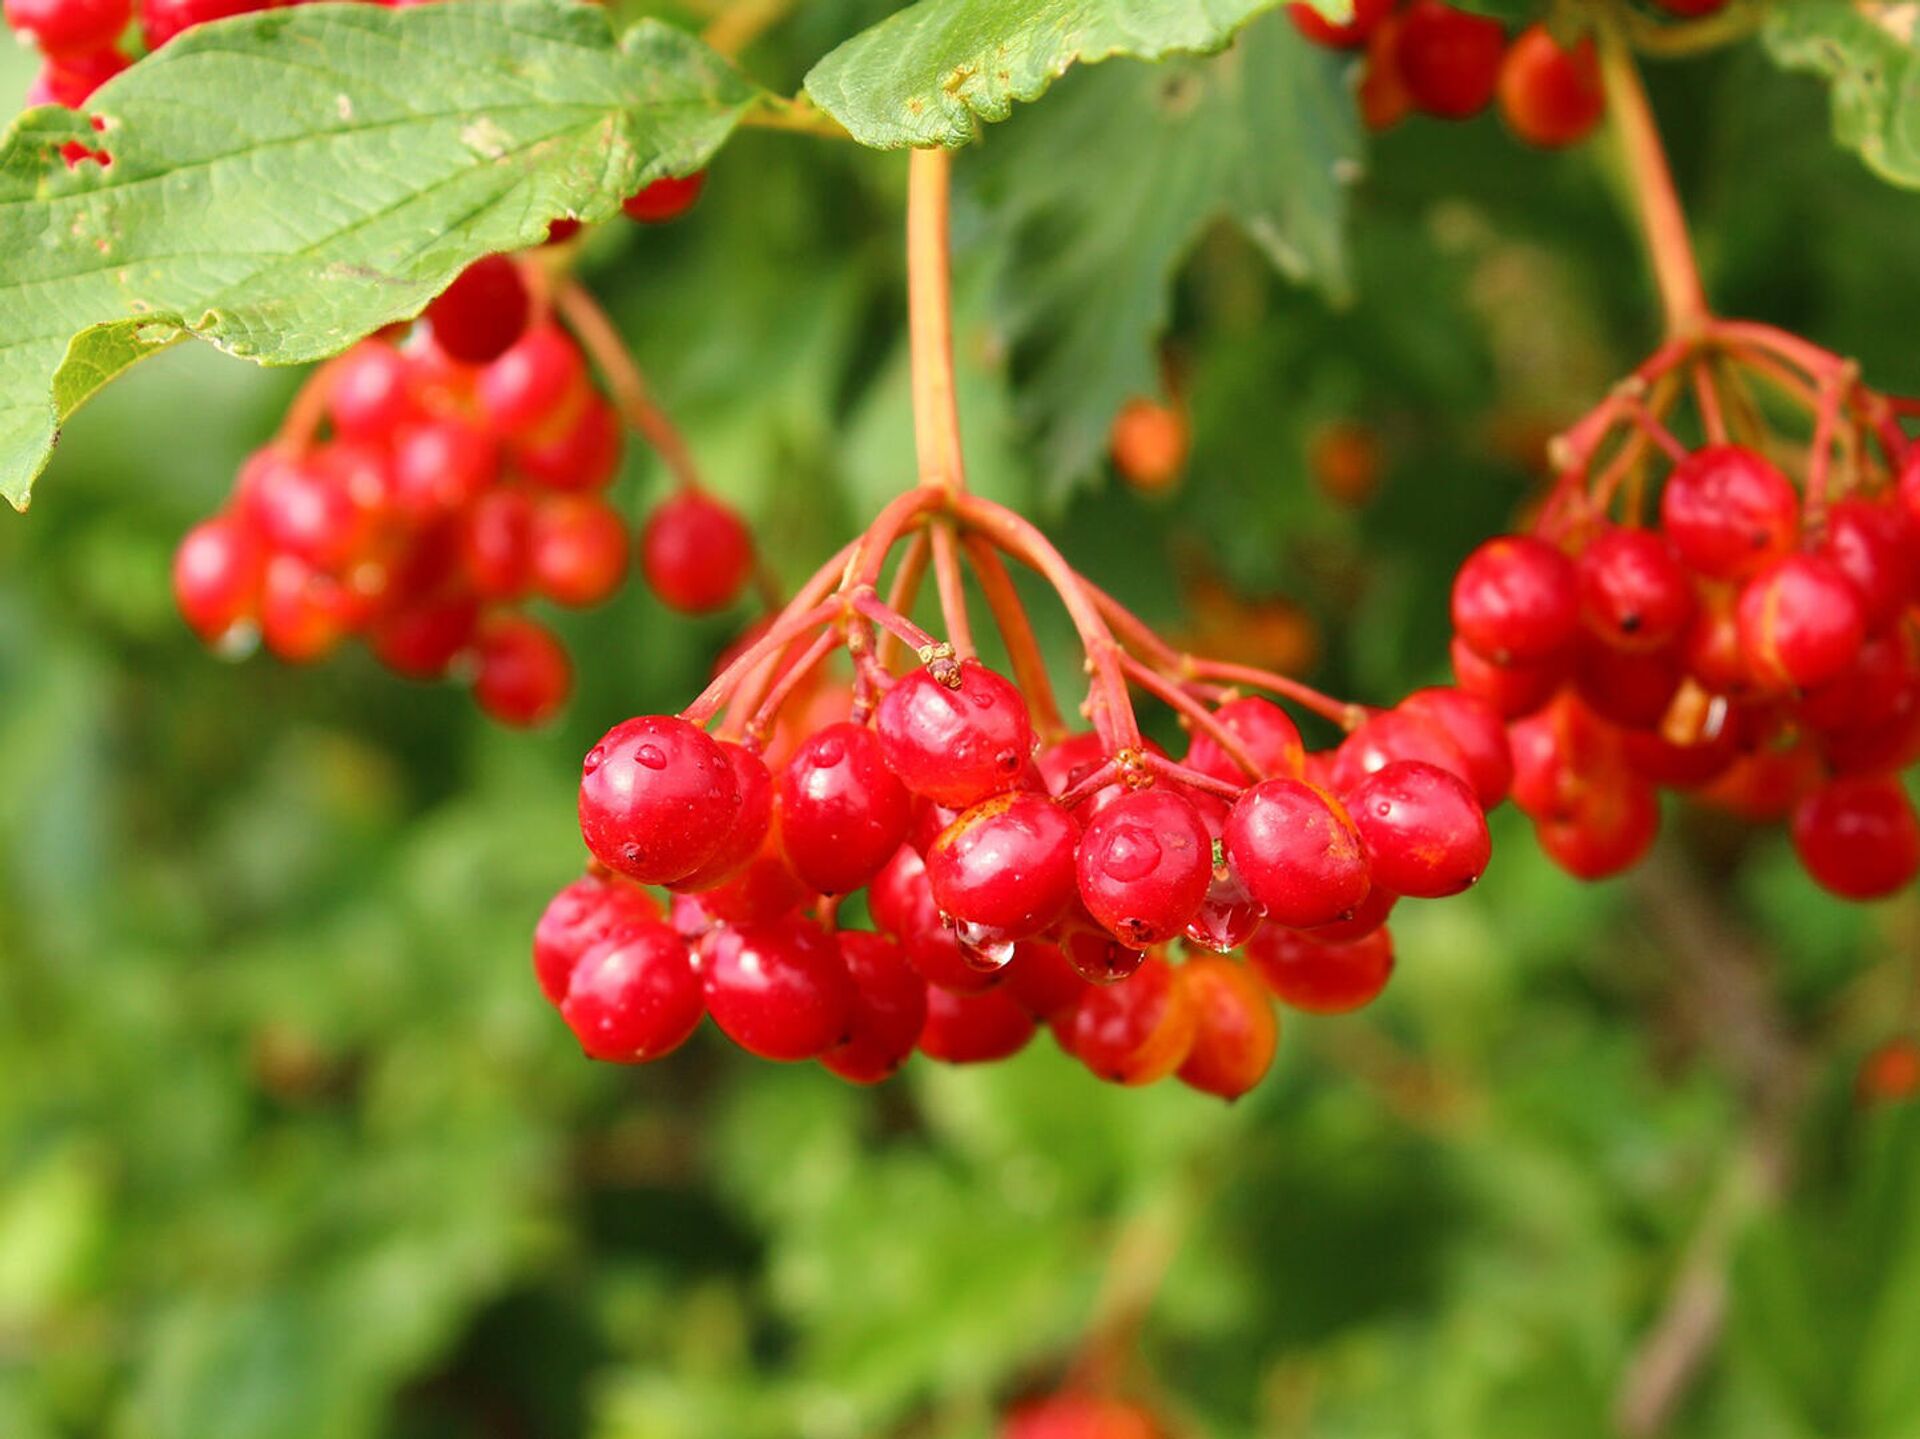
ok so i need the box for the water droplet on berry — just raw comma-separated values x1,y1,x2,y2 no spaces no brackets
813,734,846,766
635,744,667,770
993,747,1020,774
582,745,606,773
1098,825,1161,881
952,919,1016,971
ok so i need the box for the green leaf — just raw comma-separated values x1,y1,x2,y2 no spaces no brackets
802,0,1331,149
972,13,1358,498
0,0,757,510
1764,0,1920,189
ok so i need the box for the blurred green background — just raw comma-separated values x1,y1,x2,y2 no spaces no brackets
5,11,1920,1437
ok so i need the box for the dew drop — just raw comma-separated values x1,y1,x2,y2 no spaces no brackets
635,743,667,770
1098,825,1161,882
951,918,1016,971
582,745,606,774
813,734,846,766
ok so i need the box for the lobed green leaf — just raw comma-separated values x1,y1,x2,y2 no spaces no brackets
1764,0,1920,190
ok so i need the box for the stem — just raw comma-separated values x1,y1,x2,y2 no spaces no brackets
744,626,842,746
552,281,703,491
737,95,852,141
700,0,795,57
1183,657,1366,732
274,358,340,452
1691,359,1728,446
962,534,1069,742
1597,32,1709,338
875,529,931,673
908,147,967,494
1119,654,1264,780
715,540,859,731
850,591,945,658
930,520,975,658
681,599,838,727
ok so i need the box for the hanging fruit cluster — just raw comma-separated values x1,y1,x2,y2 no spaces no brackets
1448,319,1920,897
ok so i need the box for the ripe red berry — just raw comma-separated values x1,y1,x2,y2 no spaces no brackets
249,451,374,571
1075,788,1213,948
1331,708,1472,797
258,555,356,663
1737,553,1866,691
701,917,854,1061
1452,534,1579,664
875,659,1034,808
1396,0,1506,119
1450,633,1566,718
369,593,480,680
919,984,1035,1063
1660,444,1799,581
925,792,1080,946
532,872,663,1005
637,490,755,614
28,45,127,107
476,324,588,439
173,512,262,641
1109,398,1188,492
1531,770,1661,879
531,494,630,608
1576,527,1695,653
1183,695,1306,784
1286,0,1394,48
1247,924,1395,1014
1359,11,1414,132
821,930,928,1084
1818,498,1917,634
777,722,912,895
623,170,708,223
1174,956,1279,1101
1397,687,1514,808
1497,26,1603,147
471,615,572,727
1000,940,1090,1020
692,844,811,929
512,394,624,492
1060,924,1148,985
461,488,535,600
670,742,775,892
1573,634,1683,731
1790,775,1920,900
1223,778,1372,928
324,340,416,442
1346,760,1491,898
6,0,128,57
1065,954,1198,1086
423,255,531,366
578,714,742,884
559,921,703,1063
390,418,499,516
137,0,269,48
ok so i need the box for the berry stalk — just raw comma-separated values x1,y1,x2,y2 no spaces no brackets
553,280,704,492
908,147,968,495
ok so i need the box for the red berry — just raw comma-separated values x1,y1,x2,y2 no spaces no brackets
926,792,1080,946
578,715,742,884
1247,924,1395,1014
1075,788,1213,948
1737,553,1866,690
702,917,853,1061
1497,26,1602,147
325,341,415,442
1331,708,1473,797
1286,0,1394,48
173,512,262,641
1183,695,1306,784
476,325,588,439
637,490,755,614
258,555,355,663
1175,956,1280,1101
6,0,127,57
369,593,480,680
1790,775,1920,900
622,170,707,223
1060,924,1147,985
1660,444,1799,581
1223,779,1372,928
532,872,664,1005
1360,11,1414,132
1309,882,1397,943
1397,687,1514,808
1818,498,1917,634
512,393,624,492
461,488,535,600
691,845,812,929
1573,634,1683,731
390,418,499,516
777,722,912,895
531,494,629,608
1576,527,1695,652
559,921,703,1063
250,451,375,571
1346,760,1491,898
1452,534,1579,664
29,45,126,107
919,984,1035,1063
1450,633,1566,718
137,0,267,48
671,741,774,892
1001,940,1090,1020
1532,772,1660,879
471,615,572,727
1396,0,1506,119
1065,953,1198,1086
875,659,1034,808
821,930,928,1084
423,255,530,366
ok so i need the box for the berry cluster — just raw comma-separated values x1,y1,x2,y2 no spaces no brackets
1448,319,1920,898
533,460,1503,1094
1288,0,1608,148
173,252,755,724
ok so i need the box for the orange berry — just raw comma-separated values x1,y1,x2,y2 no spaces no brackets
1110,398,1189,492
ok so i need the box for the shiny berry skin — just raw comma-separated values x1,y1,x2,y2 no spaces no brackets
1109,398,1188,492
1450,633,1566,718
30,46,126,107
6,0,127,57
138,0,269,48
1790,775,1920,900
461,488,535,600
1737,553,1866,691
532,873,663,1005
1359,12,1414,131
1309,882,1397,943
1396,0,1506,119
701,918,853,1061
173,512,262,641
325,341,415,442
1247,924,1395,1014
1532,771,1660,879
471,615,572,727
871,846,1001,994
1184,695,1306,784
1660,444,1799,581
423,255,530,366
531,494,629,608
1330,709,1472,798
919,984,1035,1063
638,490,755,614
1223,779,1372,928
258,555,355,663
692,845,811,930
1065,954,1197,1086
672,742,774,893
1573,635,1683,731
1576,528,1695,652
249,453,372,570
1497,26,1602,147
1346,760,1491,898
1397,687,1513,809
1001,940,1089,1020
876,660,1034,808
926,792,1079,944
1061,925,1147,985
1818,498,1917,633
512,394,623,492
476,325,588,439
777,722,912,895
623,170,707,223
578,715,741,884
1452,535,1579,664
1075,788,1213,948
369,593,479,680
1175,956,1280,1101
390,418,499,516
821,930,928,1084
559,921,703,1063
1804,630,1919,735
1286,0,1394,48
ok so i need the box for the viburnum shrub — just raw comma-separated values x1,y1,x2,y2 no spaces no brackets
533,151,1501,1094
